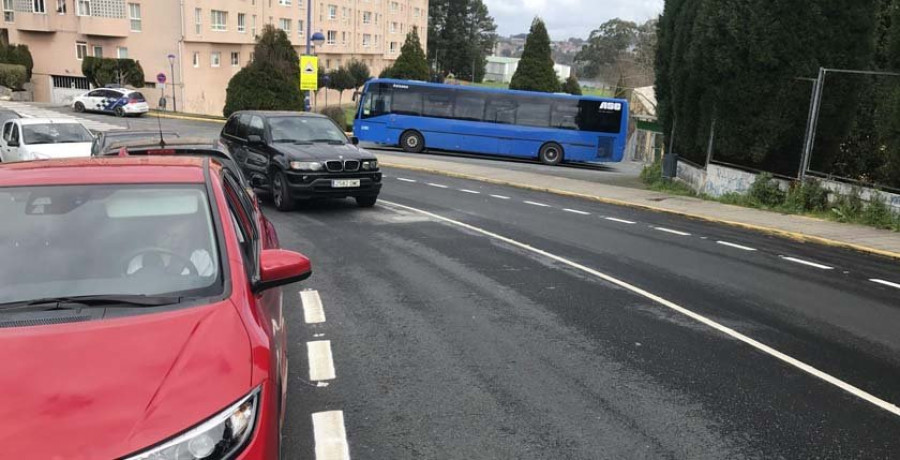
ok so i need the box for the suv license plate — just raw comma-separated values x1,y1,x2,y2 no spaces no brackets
332,179,361,188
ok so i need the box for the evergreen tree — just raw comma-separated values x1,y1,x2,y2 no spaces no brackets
326,67,355,105
562,75,582,95
429,0,497,82
390,29,430,81
346,59,371,89
509,18,559,92
224,25,303,116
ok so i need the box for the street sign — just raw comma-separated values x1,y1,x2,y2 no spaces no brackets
156,72,167,84
300,55,318,91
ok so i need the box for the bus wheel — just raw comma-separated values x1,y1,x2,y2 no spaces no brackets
539,143,564,166
401,130,425,153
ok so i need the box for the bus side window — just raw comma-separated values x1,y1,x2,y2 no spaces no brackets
392,88,423,116
552,101,579,130
577,101,623,134
485,98,516,124
516,98,552,128
362,92,373,117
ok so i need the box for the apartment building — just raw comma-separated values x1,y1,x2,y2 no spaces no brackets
1,0,428,115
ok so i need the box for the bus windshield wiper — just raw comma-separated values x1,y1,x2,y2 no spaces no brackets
0,294,182,313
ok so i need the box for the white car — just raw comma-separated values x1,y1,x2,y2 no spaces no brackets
0,118,94,162
72,86,149,117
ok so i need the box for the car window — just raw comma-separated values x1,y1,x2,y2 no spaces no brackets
236,114,251,139
21,123,93,145
222,173,258,276
269,117,346,143
2,121,13,141
87,90,104,97
224,116,239,137
8,124,19,144
248,116,265,138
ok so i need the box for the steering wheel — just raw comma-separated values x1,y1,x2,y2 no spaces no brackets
122,247,199,277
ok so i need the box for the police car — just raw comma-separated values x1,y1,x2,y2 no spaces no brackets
72,85,149,117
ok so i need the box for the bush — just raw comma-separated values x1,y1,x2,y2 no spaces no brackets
224,64,303,117
320,106,348,131
831,187,865,222
0,44,33,80
784,178,829,212
861,193,896,229
562,75,582,95
0,63,26,90
639,160,663,185
82,57,145,88
747,173,785,208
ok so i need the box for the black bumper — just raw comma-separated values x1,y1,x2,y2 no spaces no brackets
284,171,383,199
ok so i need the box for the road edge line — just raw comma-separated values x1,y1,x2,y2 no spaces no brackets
380,162,900,261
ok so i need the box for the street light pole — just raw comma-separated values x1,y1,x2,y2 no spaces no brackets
167,54,177,112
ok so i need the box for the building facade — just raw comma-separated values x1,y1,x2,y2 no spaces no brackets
484,56,571,84
1,0,427,115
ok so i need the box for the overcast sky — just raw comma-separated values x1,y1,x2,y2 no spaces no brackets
484,0,664,40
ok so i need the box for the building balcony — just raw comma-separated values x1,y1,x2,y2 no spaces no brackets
77,16,129,37
15,13,56,32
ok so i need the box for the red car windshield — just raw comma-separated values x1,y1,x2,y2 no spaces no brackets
0,184,221,305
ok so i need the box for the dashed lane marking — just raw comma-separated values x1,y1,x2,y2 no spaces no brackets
307,340,336,381
716,241,758,252
312,411,351,460
780,256,834,270
524,201,551,207
379,199,900,418
654,227,692,236
460,189,481,194
605,217,637,224
301,290,326,324
397,178,417,183
564,208,590,215
871,279,900,290
490,194,511,200
427,183,448,189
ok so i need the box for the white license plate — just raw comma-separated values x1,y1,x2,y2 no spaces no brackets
332,179,360,188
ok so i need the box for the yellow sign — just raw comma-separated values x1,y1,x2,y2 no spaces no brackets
300,55,319,91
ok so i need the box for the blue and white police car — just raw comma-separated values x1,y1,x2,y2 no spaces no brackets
72,86,149,117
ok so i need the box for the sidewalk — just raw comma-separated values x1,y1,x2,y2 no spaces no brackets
377,152,900,259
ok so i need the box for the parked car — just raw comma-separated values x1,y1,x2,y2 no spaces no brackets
0,118,93,162
91,129,180,156
220,110,382,211
73,86,149,117
0,156,310,459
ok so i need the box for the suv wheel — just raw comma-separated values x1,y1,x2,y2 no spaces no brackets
271,171,295,212
356,195,378,208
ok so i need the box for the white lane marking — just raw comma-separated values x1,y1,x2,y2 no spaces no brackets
301,290,326,324
460,189,481,194
871,279,900,290
605,217,637,225
312,411,350,460
780,256,834,270
564,208,590,215
655,227,692,236
307,340,336,381
524,201,551,207
490,194,511,200
397,178,417,183
380,199,900,418
716,241,757,252
427,183,448,189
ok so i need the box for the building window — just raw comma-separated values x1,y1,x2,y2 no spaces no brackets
278,0,290,4
326,30,336,45
414,7,420,18
56,0,65,14
278,17,290,33
211,10,227,31
75,41,87,60
342,6,348,19
231,52,240,66
374,13,378,25
76,0,89,16
92,45,102,57
193,51,199,67
362,11,371,24
194,8,201,34
237,13,245,32
251,15,257,36
341,31,346,45
389,1,397,13
389,41,398,54
3,0,13,22
211,51,221,67
362,33,371,47
401,23,405,33
117,46,128,58
32,0,45,13
327,4,336,19
298,19,304,37
128,3,141,31
390,22,396,33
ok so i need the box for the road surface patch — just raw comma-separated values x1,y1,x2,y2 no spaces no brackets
312,411,351,460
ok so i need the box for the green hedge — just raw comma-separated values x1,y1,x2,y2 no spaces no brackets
320,106,348,131
82,57,145,88
0,63,26,90
223,63,303,117
0,45,33,80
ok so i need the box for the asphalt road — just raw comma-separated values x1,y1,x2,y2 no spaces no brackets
268,167,900,459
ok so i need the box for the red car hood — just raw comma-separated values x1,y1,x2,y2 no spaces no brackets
0,301,252,459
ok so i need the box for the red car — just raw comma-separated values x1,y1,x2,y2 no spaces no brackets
0,157,309,459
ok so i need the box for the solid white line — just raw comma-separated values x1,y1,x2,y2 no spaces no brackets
524,201,551,207
427,183,448,189
780,256,834,270
460,189,481,194
490,194,510,200
301,290,326,324
716,241,757,252
871,278,900,290
564,208,590,215
655,227,692,236
307,340,336,381
312,411,350,460
397,178,417,183
605,217,637,225
379,199,900,418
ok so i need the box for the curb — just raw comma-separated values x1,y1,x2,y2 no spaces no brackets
151,111,226,124
380,161,900,261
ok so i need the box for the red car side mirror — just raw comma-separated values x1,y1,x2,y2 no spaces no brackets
254,249,311,293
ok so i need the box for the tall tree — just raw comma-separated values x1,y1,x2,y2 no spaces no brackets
576,19,638,78
224,25,303,116
346,59,371,89
509,17,559,92
390,29,430,81
429,0,497,81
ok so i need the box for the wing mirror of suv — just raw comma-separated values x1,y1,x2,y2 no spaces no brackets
350,136,360,146
247,134,263,145
254,249,312,293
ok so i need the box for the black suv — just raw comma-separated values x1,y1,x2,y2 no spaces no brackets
220,111,381,211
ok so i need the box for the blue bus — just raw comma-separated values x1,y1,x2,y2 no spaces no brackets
353,78,629,166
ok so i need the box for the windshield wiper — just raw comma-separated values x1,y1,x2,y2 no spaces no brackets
309,139,346,145
0,294,182,313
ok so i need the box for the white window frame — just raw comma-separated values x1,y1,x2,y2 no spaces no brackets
390,41,398,54
210,10,227,31
32,0,46,14
3,0,14,22
128,3,141,32
298,20,304,37
92,45,102,58
326,30,336,45
237,13,246,33
327,4,336,20
56,0,65,14
193,52,200,68
76,0,90,16
278,17,290,33
390,1,397,13
390,22,396,33
75,41,87,60
231,52,240,67
278,0,290,5
251,15,257,36
211,51,221,67
117,46,128,59
362,11,371,24
194,8,202,34
362,33,371,47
